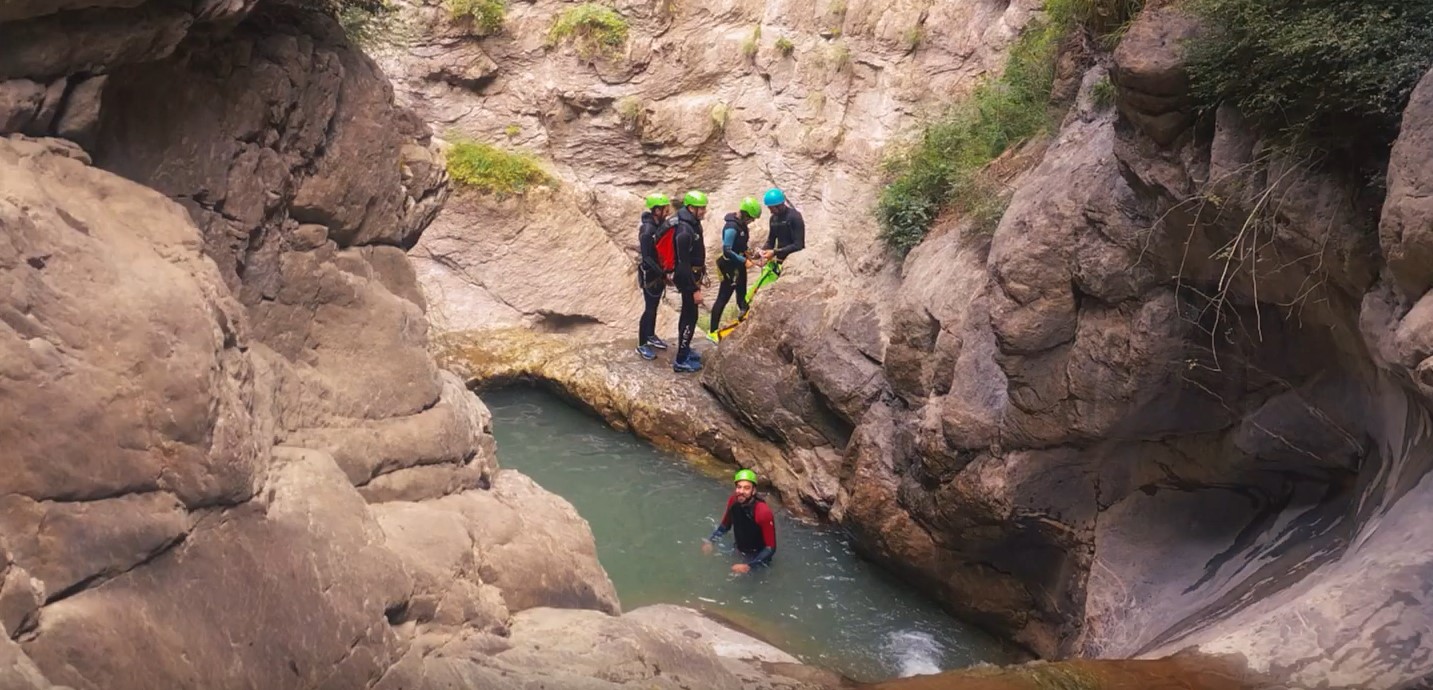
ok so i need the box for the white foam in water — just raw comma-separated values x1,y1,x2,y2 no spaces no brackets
883,630,943,677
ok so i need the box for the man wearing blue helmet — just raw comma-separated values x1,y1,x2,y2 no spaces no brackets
758,188,805,265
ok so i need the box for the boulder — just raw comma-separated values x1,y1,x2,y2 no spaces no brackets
1381,68,1433,299
0,633,63,690
0,4,195,81
429,471,621,616
0,493,190,601
20,448,412,690
0,135,262,507
1110,5,1201,146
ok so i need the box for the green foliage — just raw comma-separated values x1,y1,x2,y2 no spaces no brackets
446,140,550,197
902,24,925,52
775,35,794,56
1186,0,1433,148
741,25,761,59
338,0,412,50
1044,0,1144,37
504,123,521,137
807,90,826,113
446,0,505,34
874,0,1146,253
829,41,851,72
547,3,629,57
1018,665,1100,690
616,95,644,131
875,7,1064,253
711,102,729,131
1091,75,1116,108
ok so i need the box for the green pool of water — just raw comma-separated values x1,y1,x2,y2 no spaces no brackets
484,387,1017,682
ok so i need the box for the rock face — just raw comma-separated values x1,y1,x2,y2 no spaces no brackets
377,0,1046,337
699,9,1433,689
437,328,827,516
0,2,830,688
414,0,1433,685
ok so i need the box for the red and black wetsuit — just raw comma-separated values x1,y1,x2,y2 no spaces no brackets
707,493,776,567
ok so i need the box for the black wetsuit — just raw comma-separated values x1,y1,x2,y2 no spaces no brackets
763,205,806,261
636,211,667,346
672,207,705,361
708,493,777,567
710,212,750,331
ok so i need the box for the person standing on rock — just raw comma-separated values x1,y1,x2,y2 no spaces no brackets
758,188,805,267
636,193,674,360
702,469,777,573
672,190,709,373
707,196,760,339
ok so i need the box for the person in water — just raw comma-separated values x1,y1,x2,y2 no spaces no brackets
635,193,672,360
702,468,776,573
671,190,708,373
708,196,760,337
757,187,805,265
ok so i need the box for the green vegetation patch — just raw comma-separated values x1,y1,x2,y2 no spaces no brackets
875,0,1144,254
1091,75,1116,108
446,140,550,197
547,3,630,57
338,0,411,50
741,25,761,59
446,0,505,33
1186,0,1433,149
775,35,794,56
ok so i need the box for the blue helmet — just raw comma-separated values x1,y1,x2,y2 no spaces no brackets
763,188,786,207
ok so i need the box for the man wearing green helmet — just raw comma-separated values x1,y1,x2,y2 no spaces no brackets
702,468,776,573
636,193,674,360
707,197,761,338
671,190,709,373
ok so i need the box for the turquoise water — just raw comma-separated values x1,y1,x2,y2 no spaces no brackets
484,387,1017,682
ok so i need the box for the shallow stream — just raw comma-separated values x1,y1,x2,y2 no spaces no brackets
485,387,1017,682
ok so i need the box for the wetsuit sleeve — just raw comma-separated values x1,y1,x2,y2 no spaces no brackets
756,502,776,548
638,224,657,272
723,225,744,263
747,546,774,567
708,495,736,542
775,213,805,260
762,224,775,251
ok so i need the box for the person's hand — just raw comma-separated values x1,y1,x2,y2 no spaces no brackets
744,259,753,268
731,563,751,574
760,250,774,260
694,290,703,303
701,541,713,555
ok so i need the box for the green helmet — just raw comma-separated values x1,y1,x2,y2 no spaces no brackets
645,193,671,210
683,190,709,207
733,469,758,485
739,196,762,219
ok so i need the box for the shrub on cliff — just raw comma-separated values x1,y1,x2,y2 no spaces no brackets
446,140,550,197
447,0,505,35
875,0,1144,254
547,3,629,57
1187,0,1433,149
337,0,412,49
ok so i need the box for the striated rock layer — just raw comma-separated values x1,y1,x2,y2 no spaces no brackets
0,2,833,688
